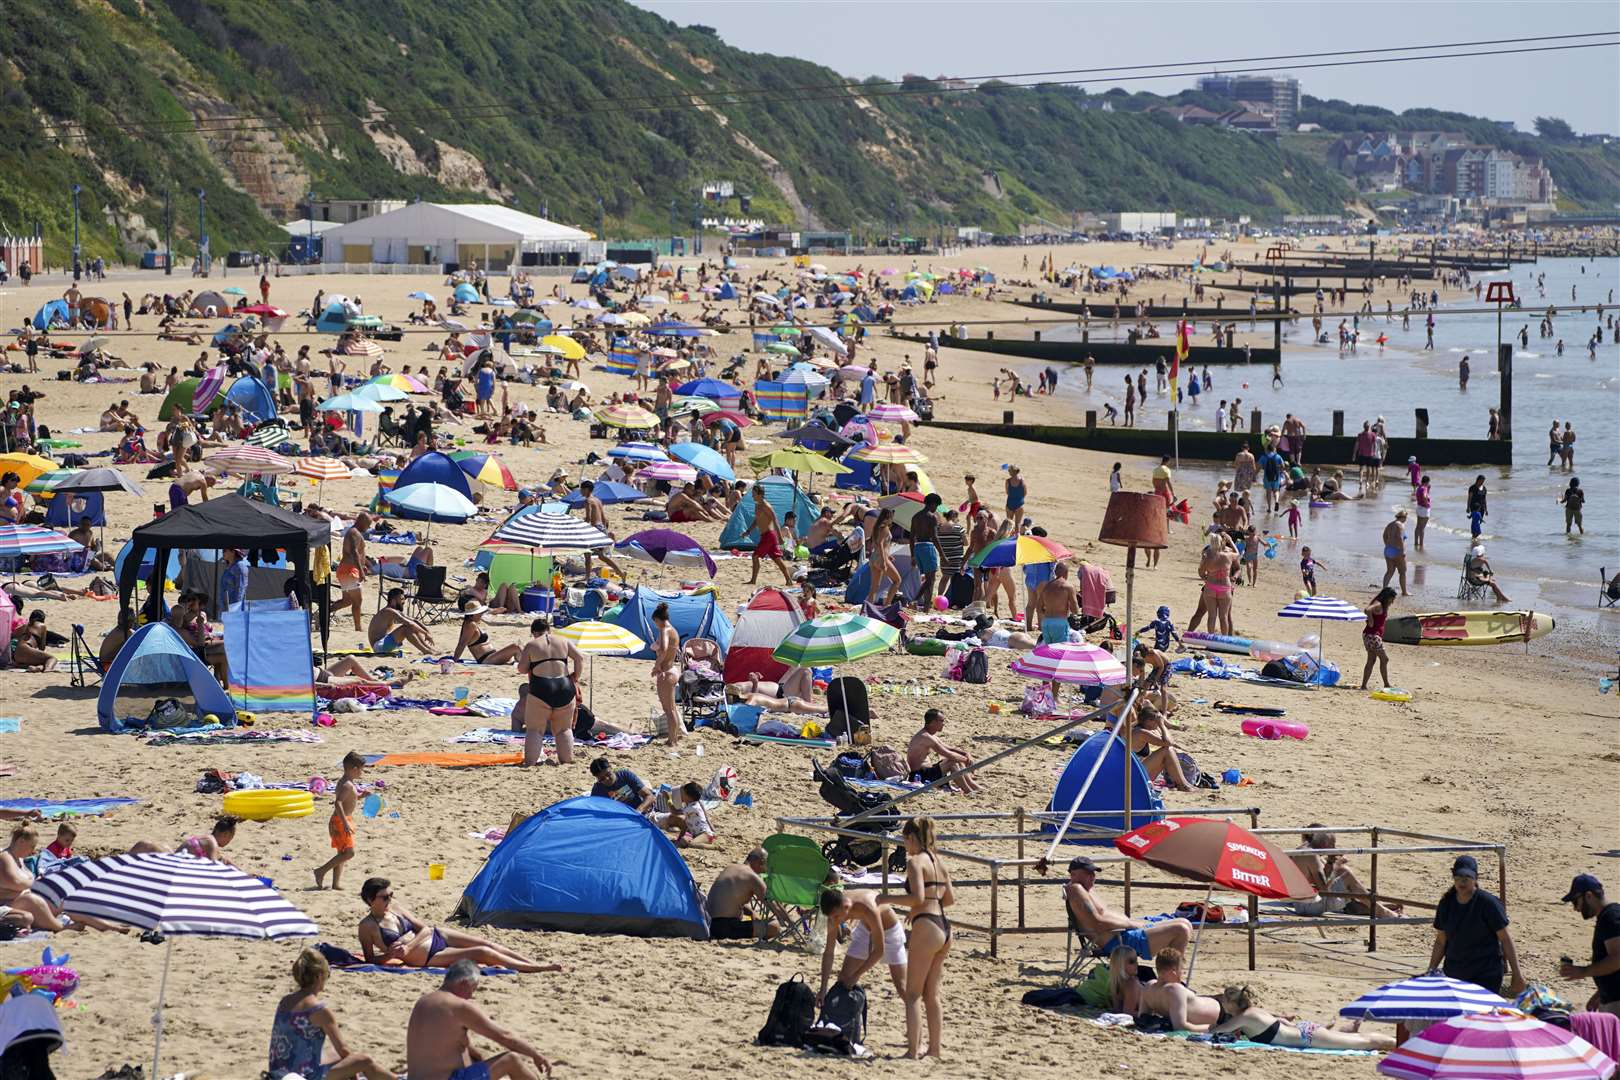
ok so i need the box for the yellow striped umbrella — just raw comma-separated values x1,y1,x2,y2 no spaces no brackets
593,403,658,429
552,620,645,709
292,458,350,483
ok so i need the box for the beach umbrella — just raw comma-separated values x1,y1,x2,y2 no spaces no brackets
341,338,384,358
1010,642,1128,685
553,620,646,710
1378,1012,1615,1080
668,441,735,482
440,318,470,332
23,469,76,494
766,342,801,357
0,453,58,490
453,283,480,303
192,366,226,412
541,334,586,361
967,534,1072,569
700,410,753,429
449,451,517,492
559,481,647,507
669,396,721,418
750,448,850,477
33,438,82,452
850,443,925,466
649,347,679,360
1277,594,1367,666
368,372,431,394
607,442,669,463
772,612,900,667
49,467,143,497
1340,975,1509,1023
838,364,871,379
620,312,651,326
615,528,718,578
593,403,658,429
407,291,434,302
221,286,247,296
573,298,603,310
353,381,406,402
638,460,699,484
598,313,627,326
780,368,829,390
292,456,350,502
866,403,919,424
483,510,612,551
782,422,853,453
384,482,477,538
509,309,547,325
0,524,82,561
1114,817,1315,984
807,326,848,356
674,378,741,400
657,358,692,374
877,491,928,529
202,446,294,476
317,392,384,414
31,851,317,1079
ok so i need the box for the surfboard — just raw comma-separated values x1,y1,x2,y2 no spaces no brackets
1383,610,1555,647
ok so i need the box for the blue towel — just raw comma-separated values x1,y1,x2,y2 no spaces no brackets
0,797,140,817
0,718,21,734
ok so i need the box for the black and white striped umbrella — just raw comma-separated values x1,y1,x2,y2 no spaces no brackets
31,851,317,939
243,421,291,450
483,509,611,551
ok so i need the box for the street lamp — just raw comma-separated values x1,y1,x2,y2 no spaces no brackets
196,189,207,274
306,190,316,265
70,184,82,274
163,190,172,275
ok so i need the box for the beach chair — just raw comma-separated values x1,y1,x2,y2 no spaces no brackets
69,623,105,688
761,832,832,947
1457,554,1490,602
825,676,871,745
1060,902,1107,987
405,565,457,624
1602,567,1620,609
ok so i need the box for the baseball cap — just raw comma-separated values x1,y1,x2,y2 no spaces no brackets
1561,873,1603,903
1068,856,1098,873
1451,855,1479,878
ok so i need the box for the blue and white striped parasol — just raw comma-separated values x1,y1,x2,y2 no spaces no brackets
1277,594,1365,668
1339,975,1508,1023
483,510,612,551
607,442,670,463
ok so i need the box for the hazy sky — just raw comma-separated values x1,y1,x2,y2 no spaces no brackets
630,1,1620,133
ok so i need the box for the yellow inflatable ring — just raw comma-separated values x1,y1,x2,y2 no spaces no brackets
1369,688,1412,703
223,790,316,821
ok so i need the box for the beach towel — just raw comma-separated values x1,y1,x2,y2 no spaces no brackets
145,728,323,747
0,797,139,817
368,751,523,767
0,718,20,734
378,697,457,711
314,943,514,976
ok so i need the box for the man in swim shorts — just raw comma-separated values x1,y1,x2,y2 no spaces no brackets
905,709,980,792
407,960,553,1080
818,886,909,1002
336,512,370,631
907,493,943,610
368,587,438,655
705,848,779,941
1064,856,1193,959
1027,561,1080,645
745,482,794,586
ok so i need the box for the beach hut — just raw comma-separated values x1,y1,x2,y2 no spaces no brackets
1044,731,1163,843
609,585,732,660
455,796,708,938
722,587,804,685
97,622,238,732
717,476,817,550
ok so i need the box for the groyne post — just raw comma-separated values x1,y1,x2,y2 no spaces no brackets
1332,411,1344,437
1498,344,1513,440
1415,409,1429,440
1249,409,1261,434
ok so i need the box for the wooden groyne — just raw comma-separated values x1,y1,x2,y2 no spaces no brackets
893,331,1278,367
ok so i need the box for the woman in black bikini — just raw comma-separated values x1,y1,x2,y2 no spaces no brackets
452,600,521,665
1209,985,1392,1049
356,878,562,974
517,615,584,766
878,816,954,1059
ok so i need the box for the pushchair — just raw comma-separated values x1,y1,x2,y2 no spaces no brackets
677,638,727,730
811,759,907,873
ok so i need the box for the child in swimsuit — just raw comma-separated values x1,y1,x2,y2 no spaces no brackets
314,752,363,890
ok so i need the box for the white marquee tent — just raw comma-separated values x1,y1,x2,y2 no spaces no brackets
320,203,598,270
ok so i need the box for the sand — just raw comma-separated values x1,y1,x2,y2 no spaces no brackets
0,237,1614,1079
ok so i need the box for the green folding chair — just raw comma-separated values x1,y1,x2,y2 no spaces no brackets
762,833,832,946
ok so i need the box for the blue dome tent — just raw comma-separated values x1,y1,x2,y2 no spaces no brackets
224,375,277,423
31,300,70,331
609,585,732,660
1043,731,1163,844
717,476,817,549
97,622,237,732
455,796,708,938
43,490,105,528
391,452,473,501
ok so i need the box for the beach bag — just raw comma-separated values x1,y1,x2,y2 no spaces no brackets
804,983,867,1055
960,647,990,684
943,650,969,681
756,974,816,1047
866,746,906,780
833,751,870,779
1020,683,1056,716
145,698,194,729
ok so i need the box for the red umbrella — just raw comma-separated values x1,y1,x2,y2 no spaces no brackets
1115,817,1315,983
700,410,754,428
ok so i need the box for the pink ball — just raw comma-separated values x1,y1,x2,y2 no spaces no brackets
933,595,949,611
315,713,335,728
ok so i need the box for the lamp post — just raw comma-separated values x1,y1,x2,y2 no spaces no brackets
306,190,315,265
70,184,82,275
196,189,207,275
163,190,172,275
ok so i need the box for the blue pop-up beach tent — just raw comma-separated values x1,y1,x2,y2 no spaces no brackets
31,300,70,331
454,796,708,938
609,585,732,659
224,375,277,423
717,476,816,549
1043,730,1163,844
97,622,237,732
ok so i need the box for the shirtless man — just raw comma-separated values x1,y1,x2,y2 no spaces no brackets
818,886,909,1002
905,709,980,793
578,481,626,580
665,482,717,524
745,483,794,586
907,493,943,610
1026,561,1079,645
1138,948,1224,1031
336,512,370,631
705,848,780,941
406,961,552,1080
1064,855,1193,961
369,587,438,654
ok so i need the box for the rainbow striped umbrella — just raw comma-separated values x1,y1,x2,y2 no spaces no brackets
293,457,351,483
368,372,431,394
450,451,518,491
1378,1012,1615,1080
771,613,899,666
593,403,658,429
850,443,926,465
0,524,82,558
967,534,1072,569
866,403,919,423
192,366,226,412
1009,642,1126,685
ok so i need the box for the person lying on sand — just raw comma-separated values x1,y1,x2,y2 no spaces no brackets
359,878,563,974
726,668,828,716
315,656,417,691
1209,984,1394,1050
130,814,239,864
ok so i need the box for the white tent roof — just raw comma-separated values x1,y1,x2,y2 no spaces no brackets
321,202,590,246
281,219,343,235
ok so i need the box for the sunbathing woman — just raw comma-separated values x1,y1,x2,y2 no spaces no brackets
726,668,828,716
357,878,562,973
1,826,122,932
452,600,521,665
1209,985,1393,1050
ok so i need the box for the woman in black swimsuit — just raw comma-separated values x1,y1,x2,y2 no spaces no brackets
452,600,521,665
878,816,954,1059
355,878,563,974
517,615,584,766
1209,985,1392,1049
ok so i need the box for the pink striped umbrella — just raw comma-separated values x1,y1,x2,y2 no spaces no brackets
639,460,699,484
1379,1012,1616,1080
867,402,919,424
192,366,226,412
1009,642,1127,686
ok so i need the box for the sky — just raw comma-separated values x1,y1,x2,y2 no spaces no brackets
630,1,1620,134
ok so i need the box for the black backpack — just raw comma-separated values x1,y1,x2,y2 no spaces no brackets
944,571,975,609
961,648,990,684
756,974,816,1047
804,983,868,1055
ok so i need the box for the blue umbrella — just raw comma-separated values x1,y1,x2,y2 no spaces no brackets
383,482,477,539
406,291,434,302
453,283,480,303
668,441,735,482
674,378,741,400
559,481,648,507
607,442,669,463
316,393,383,413
648,322,708,338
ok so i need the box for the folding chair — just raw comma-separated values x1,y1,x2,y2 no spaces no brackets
826,676,871,745
1060,903,1107,987
69,624,105,688
406,565,457,624
1457,554,1490,602
1601,567,1620,609
761,832,832,948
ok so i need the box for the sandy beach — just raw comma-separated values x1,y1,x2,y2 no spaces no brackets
0,235,1615,1079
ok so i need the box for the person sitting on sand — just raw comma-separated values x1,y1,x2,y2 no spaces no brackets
705,848,780,941
452,600,522,666
8,610,58,672
1466,545,1511,604
358,878,563,974
646,782,714,848
406,960,554,1080
1290,825,1404,919
463,571,522,615
905,709,980,793
1208,984,1394,1050
268,948,385,1080
368,587,438,654
1064,855,1193,960
0,826,122,933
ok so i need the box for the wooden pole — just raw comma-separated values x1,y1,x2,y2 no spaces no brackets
1369,825,1380,953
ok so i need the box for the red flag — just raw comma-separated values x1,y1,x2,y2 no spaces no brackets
1171,319,1189,407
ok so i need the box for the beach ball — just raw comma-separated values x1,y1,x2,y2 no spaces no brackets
1294,589,1310,601
202,714,218,724
934,595,949,611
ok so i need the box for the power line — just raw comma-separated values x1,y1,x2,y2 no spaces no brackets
36,32,1619,143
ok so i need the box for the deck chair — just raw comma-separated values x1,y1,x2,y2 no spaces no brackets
1457,554,1490,602
69,623,105,688
406,565,457,624
555,588,603,628
1602,567,1620,609
761,832,832,947
1060,900,1107,987
825,676,871,745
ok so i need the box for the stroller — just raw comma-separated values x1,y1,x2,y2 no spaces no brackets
811,758,907,873
676,638,727,730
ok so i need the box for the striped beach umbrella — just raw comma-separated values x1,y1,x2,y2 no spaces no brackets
771,613,900,666
669,396,721,418
242,421,291,450
192,366,226,412
1278,594,1366,667
23,469,75,494
1010,642,1127,686
967,534,1072,569
615,528,717,577
850,443,926,465
368,372,431,394
450,451,518,491
608,442,670,463
1378,1012,1615,1080
1340,975,1509,1023
699,410,753,429
484,510,612,551
593,403,658,429
866,402,919,424
0,524,82,558
293,457,350,484
553,619,645,709
203,446,294,476
639,460,699,484
341,338,383,358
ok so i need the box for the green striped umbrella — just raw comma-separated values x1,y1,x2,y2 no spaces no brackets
771,613,899,666
25,470,75,494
